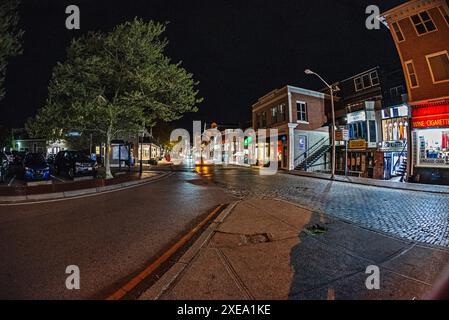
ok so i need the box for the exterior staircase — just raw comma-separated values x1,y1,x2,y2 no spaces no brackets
295,140,331,171
395,157,407,182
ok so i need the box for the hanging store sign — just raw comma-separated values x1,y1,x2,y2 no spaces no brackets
335,129,349,141
349,140,367,150
347,111,366,124
379,141,407,152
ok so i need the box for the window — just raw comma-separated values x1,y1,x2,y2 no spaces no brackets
362,74,371,88
369,120,377,143
390,86,404,99
410,11,437,35
370,71,380,85
405,61,419,88
354,77,363,91
278,103,286,122
261,111,267,127
296,102,308,122
426,51,449,83
439,6,449,26
392,22,405,42
354,71,380,91
271,106,277,123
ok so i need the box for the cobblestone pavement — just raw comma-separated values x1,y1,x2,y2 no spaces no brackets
199,167,449,247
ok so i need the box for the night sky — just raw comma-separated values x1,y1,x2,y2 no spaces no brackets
0,0,405,129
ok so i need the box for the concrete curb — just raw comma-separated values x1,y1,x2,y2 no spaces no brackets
0,172,173,204
285,170,449,195
138,200,241,300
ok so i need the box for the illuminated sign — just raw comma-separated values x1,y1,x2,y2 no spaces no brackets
412,102,449,129
379,141,407,152
412,114,449,129
347,111,366,123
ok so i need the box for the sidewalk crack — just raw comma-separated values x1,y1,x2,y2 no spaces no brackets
214,248,255,300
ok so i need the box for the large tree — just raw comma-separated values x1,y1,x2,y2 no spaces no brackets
27,19,201,178
0,0,23,101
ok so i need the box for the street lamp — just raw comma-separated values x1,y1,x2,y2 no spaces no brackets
305,69,338,180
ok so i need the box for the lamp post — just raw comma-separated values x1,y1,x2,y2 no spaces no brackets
305,69,338,180
139,128,144,176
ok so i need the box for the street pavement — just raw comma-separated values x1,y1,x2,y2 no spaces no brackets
0,171,234,299
1,165,449,299
142,198,449,300
204,167,449,247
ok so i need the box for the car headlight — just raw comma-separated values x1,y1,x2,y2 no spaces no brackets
25,167,32,171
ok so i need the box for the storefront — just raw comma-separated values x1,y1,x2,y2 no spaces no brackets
338,107,377,178
378,104,409,180
411,99,449,185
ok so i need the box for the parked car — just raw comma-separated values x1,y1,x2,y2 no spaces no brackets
46,153,56,165
23,153,51,181
12,150,26,165
0,151,11,183
4,151,14,164
54,151,97,179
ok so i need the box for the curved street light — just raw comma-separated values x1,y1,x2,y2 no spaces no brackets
305,69,337,180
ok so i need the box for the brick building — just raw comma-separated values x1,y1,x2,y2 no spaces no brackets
330,66,409,179
252,86,332,171
382,0,449,184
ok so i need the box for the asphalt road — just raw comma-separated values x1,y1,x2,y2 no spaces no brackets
0,171,234,299
2,165,449,299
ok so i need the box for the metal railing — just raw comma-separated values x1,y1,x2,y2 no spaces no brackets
294,137,330,169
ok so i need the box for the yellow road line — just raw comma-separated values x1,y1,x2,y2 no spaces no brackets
106,203,225,300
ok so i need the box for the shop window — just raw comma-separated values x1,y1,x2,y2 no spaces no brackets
410,11,437,35
392,22,405,42
297,101,308,122
369,120,377,143
426,51,449,83
417,129,449,167
349,122,368,140
405,61,419,88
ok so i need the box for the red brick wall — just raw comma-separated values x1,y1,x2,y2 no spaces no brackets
290,92,328,130
391,5,449,102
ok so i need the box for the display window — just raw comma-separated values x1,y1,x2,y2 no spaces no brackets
382,117,408,142
416,129,449,167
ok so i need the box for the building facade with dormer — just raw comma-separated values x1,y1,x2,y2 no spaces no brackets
382,0,449,184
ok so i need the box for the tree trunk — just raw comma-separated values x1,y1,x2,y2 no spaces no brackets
105,131,113,179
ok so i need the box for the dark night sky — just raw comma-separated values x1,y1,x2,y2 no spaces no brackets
0,0,405,128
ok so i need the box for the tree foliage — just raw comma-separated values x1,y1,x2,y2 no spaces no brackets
27,19,201,177
0,0,24,101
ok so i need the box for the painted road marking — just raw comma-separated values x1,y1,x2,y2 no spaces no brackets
51,175,66,182
7,175,16,187
106,204,226,300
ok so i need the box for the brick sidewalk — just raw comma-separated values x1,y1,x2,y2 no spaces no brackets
140,199,449,300
287,170,449,195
